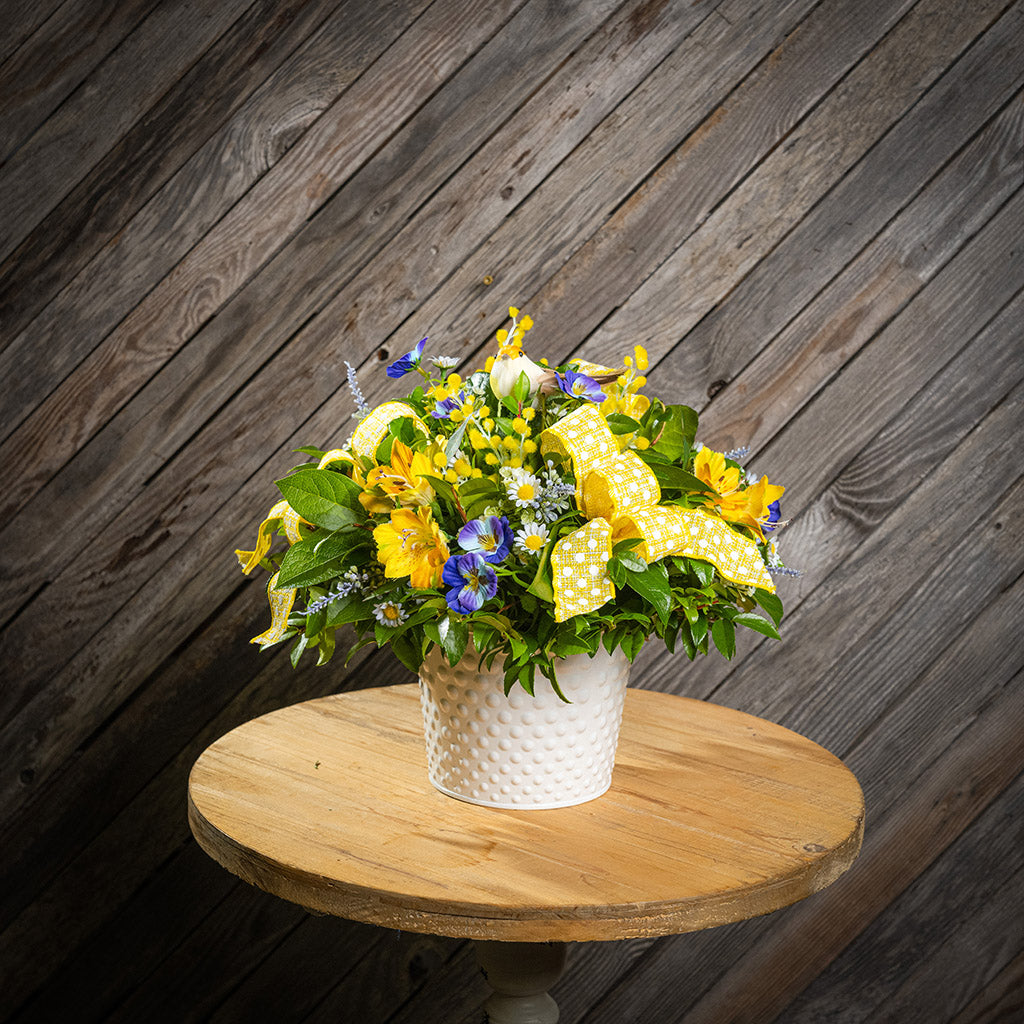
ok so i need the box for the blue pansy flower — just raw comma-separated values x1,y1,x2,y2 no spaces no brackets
457,515,513,563
430,390,466,420
556,369,604,403
443,553,498,614
386,337,428,379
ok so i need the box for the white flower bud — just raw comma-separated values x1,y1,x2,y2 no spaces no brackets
489,352,548,399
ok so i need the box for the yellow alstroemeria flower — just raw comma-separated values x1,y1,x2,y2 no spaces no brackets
361,439,435,511
696,447,784,541
694,447,742,496
372,507,449,589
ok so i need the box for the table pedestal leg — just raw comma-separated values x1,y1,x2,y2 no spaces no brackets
474,940,568,1023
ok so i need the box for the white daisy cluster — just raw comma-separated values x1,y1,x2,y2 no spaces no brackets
372,599,408,627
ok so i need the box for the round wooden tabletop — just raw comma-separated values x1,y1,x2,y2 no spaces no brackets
188,684,864,942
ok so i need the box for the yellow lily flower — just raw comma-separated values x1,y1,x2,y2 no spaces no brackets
695,446,784,541
694,447,742,496
372,507,449,589
361,439,435,511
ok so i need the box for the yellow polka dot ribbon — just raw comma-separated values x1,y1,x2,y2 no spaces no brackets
250,571,298,647
235,499,305,574
541,406,774,622
348,401,428,459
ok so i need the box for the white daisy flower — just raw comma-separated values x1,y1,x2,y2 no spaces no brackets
515,522,549,557
430,355,459,371
372,600,407,628
506,468,542,508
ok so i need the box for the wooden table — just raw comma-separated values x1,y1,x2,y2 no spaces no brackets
188,685,864,1022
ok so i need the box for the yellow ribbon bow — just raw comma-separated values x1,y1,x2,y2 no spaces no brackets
541,405,774,623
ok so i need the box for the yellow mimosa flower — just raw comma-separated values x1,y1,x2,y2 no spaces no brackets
373,507,449,589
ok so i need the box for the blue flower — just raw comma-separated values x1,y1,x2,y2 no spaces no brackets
386,337,428,378
443,553,498,614
457,516,513,563
430,390,466,420
556,369,604,403
763,500,782,533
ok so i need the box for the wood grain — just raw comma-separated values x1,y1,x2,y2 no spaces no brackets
189,686,864,942
2,0,1021,1018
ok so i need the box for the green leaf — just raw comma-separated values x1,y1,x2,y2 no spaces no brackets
512,369,532,404
733,612,781,640
623,562,673,624
316,629,336,666
711,617,736,659
754,589,784,626
276,470,362,530
614,549,648,574
441,615,470,665
688,558,716,587
277,537,352,588
605,413,642,435
445,417,469,461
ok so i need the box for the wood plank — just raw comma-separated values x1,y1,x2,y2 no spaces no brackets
0,0,430,410
948,949,1024,1024
0,0,255,259
7,842,239,1023
0,0,161,163
0,0,702,562
0,0,67,66
869,862,1024,1023
570,0,1019,372
659,71,1024,432
0,0,531,518
637,214,1024,702
0,0,706,731
349,0,925,411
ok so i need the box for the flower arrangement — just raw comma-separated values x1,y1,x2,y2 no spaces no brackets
237,307,793,698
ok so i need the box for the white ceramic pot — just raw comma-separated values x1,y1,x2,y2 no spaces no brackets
418,645,630,809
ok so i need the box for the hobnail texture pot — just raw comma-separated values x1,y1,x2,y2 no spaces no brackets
418,645,630,809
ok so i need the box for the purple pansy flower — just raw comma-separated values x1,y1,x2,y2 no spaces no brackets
442,552,498,614
457,515,513,563
430,390,466,420
762,500,782,533
386,337,428,378
556,369,604,403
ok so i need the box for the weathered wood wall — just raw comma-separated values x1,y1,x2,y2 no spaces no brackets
1,0,1021,1020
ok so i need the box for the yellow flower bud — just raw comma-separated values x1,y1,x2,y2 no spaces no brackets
446,372,462,389
432,451,448,467
444,469,458,483
470,467,483,478
633,436,650,450
634,345,649,371
483,418,495,432
485,355,495,371
512,417,528,434
470,429,488,450
503,436,519,452
485,453,499,466
523,439,538,454
449,408,464,423
521,407,536,421
454,458,472,477
520,315,533,331
509,306,519,318
509,456,523,468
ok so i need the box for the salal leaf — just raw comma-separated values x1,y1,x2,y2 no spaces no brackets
733,612,781,640
276,469,362,530
711,617,736,659
623,562,673,624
